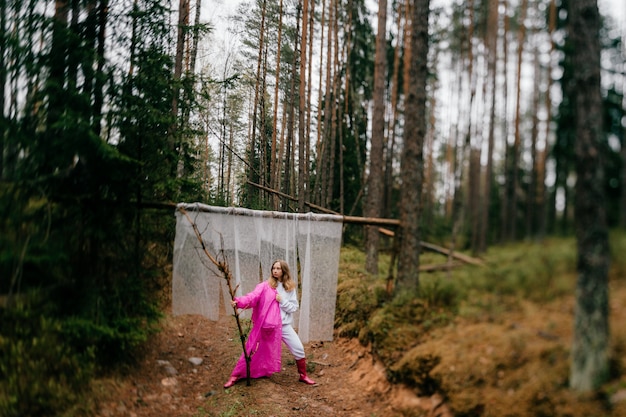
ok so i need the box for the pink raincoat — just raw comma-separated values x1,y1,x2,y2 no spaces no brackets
229,281,282,379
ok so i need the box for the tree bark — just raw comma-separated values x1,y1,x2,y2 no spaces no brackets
527,45,541,238
283,4,299,204
478,0,499,253
0,0,5,178
319,0,334,207
297,0,309,212
326,0,339,208
396,0,429,293
499,0,510,242
260,43,269,204
171,0,189,145
364,0,387,275
619,38,626,230
537,0,557,239
305,0,315,211
621,109,626,229
384,1,405,219
46,0,69,162
313,0,326,207
509,0,528,240
270,0,283,210
91,0,108,137
339,0,351,216
569,0,610,392
464,0,479,255
248,0,267,204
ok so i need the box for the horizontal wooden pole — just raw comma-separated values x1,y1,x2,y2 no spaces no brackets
141,200,481,266
247,180,400,227
140,199,399,227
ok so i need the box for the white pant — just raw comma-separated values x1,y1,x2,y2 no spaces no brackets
282,324,305,360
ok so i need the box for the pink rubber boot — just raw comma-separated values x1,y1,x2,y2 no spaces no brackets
296,358,316,385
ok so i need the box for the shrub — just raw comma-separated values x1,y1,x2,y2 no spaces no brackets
0,302,95,417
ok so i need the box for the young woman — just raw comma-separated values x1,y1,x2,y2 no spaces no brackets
224,260,316,388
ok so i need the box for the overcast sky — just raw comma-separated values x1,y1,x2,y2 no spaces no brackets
601,0,626,25
201,0,626,43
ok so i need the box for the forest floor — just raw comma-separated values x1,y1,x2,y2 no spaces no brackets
87,240,626,417
91,311,447,417
90,285,626,417
88,280,626,417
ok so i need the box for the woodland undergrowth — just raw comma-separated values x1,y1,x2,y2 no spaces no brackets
334,231,626,417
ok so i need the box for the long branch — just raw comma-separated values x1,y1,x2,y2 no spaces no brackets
178,206,252,385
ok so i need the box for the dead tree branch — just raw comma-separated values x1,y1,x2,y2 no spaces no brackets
178,206,252,386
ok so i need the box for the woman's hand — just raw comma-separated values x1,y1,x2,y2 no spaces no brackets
276,294,282,303
231,300,238,308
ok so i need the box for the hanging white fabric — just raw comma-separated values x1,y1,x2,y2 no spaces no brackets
172,203,343,343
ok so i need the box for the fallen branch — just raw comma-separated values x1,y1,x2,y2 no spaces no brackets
380,227,484,267
420,241,484,266
178,206,252,386
419,261,463,272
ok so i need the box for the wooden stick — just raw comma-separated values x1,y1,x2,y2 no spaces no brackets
379,227,484,267
178,207,253,386
420,241,484,266
419,261,463,272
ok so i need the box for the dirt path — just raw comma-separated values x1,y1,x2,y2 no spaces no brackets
94,313,447,417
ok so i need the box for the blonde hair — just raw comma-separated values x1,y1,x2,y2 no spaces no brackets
268,259,296,292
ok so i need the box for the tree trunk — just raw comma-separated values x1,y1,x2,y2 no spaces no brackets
621,110,626,229
423,79,437,230
478,0,499,253
325,0,339,208
468,145,481,254
46,0,69,171
260,44,269,204
619,38,626,230
500,0,510,242
248,0,267,204
338,31,346,215
527,45,541,238
67,0,79,96
306,0,315,210
313,0,326,207
450,0,474,262
0,0,6,178
270,0,283,210
189,0,201,76
509,0,528,240
319,0,334,207
364,0,387,275
465,0,479,255
171,0,189,146
298,0,309,212
384,1,405,219
569,0,610,392
91,0,108,137
180,0,201,133
339,0,351,216
283,4,299,204
396,0,429,293
537,0,556,239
